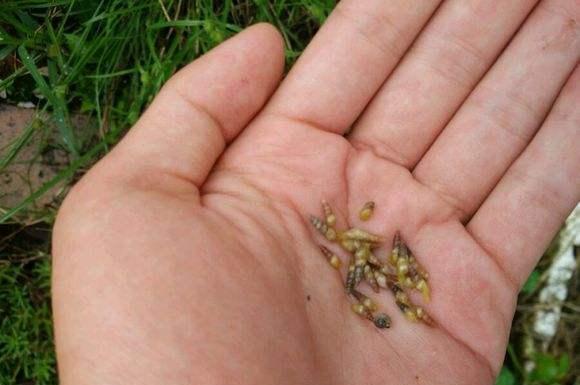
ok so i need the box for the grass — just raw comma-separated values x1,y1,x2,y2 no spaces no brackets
0,1,577,384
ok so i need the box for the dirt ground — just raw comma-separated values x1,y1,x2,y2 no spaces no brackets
0,104,90,213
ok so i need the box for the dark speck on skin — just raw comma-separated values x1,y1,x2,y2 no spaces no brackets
306,295,311,301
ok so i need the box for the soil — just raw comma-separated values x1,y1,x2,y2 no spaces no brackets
0,103,89,213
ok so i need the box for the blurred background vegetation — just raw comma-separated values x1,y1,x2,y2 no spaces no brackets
0,1,577,384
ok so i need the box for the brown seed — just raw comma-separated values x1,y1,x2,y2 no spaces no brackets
373,313,391,328
346,263,356,293
390,232,402,266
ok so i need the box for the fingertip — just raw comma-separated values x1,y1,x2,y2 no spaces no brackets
241,22,286,81
248,22,285,53
103,22,287,187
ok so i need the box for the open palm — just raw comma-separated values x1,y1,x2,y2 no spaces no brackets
53,2,579,384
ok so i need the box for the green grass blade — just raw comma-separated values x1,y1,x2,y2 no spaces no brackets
17,45,78,156
0,119,37,172
0,141,104,223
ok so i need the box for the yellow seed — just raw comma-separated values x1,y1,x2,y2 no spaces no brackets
355,257,367,267
404,309,418,322
395,291,409,305
416,307,425,319
416,279,430,302
403,277,415,288
410,256,430,281
391,232,401,265
325,228,337,241
320,245,342,269
397,259,409,275
415,307,434,325
389,252,398,266
354,246,369,261
374,271,388,288
359,201,375,221
326,214,336,227
329,255,342,269
340,238,357,252
322,200,336,226
342,228,385,243
362,298,378,312
351,303,366,316
397,272,407,286
380,265,391,275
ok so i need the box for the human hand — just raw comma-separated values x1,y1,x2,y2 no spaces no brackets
52,1,579,384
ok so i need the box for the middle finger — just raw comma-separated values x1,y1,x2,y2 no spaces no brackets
349,0,538,168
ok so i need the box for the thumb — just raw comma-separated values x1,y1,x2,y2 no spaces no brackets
105,23,284,188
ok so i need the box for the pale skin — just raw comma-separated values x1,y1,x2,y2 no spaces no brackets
52,1,579,384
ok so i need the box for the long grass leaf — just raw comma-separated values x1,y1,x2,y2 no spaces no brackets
17,45,78,156
0,141,105,223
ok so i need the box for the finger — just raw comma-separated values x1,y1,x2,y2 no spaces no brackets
264,0,441,134
105,23,284,187
349,0,538,167
467,64,580,288
413,0,579,218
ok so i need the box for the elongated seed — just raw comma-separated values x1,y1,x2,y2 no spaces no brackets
345,263,356,293
319,245,342,269
342,228,384,243
310,215,328,236
374,270,388,288
390,233,401,266
353,265,364,287
364,265,380,292
322,200,336,227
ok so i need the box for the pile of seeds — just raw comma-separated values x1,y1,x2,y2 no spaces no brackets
310,200,433,328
